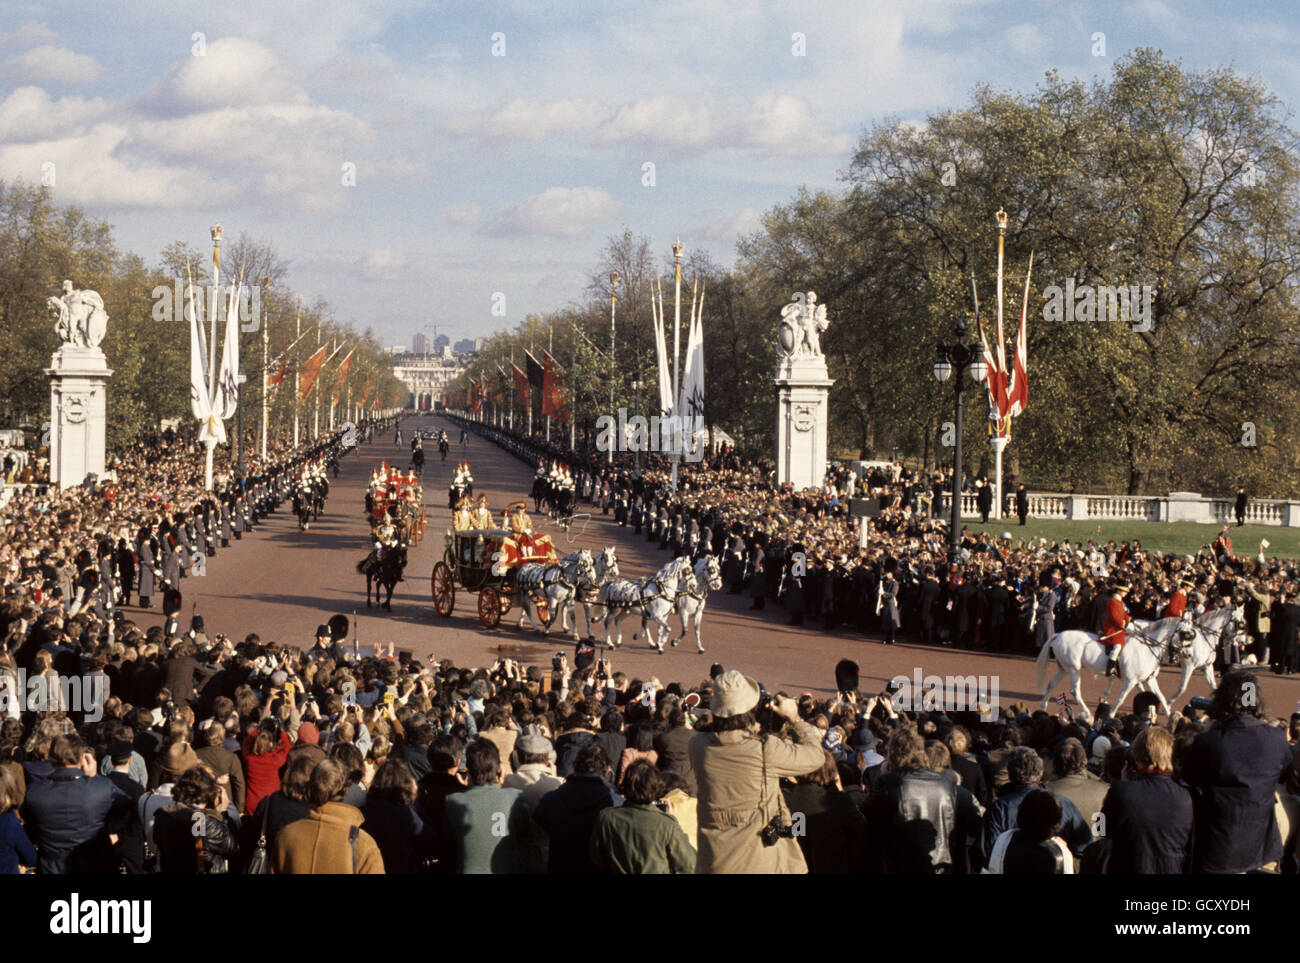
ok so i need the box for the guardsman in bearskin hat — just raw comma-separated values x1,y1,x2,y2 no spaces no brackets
1101,579,1132,677
162,586,183,639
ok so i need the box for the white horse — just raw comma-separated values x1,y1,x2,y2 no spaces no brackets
601,556,692,651
516,550,596,635
672,554,722,654
1036,621,1178,721
560,546,619,640
1163,605,1241,709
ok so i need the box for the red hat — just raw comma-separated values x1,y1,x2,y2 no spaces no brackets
296,721,320,745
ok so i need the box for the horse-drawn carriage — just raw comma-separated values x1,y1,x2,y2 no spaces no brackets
368,462,427,547
430,528,560,629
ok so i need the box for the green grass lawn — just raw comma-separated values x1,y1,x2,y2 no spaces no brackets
959,517,1300,560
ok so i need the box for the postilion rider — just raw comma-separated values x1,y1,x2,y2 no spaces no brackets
1101,579,1133,678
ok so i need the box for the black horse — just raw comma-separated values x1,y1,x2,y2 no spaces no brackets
412,446,425,477
358,545,407,610
438,437,449,461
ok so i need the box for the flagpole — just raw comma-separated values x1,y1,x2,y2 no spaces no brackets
608,271,618,463
313,325,321,440
671,239,683,491
293,300,301,449
260,279,270,461
992,208,1009,520
204,224,222,492
546,323,552,444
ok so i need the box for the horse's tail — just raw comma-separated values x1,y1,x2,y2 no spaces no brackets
356,556,371,574
1035,631,1054,693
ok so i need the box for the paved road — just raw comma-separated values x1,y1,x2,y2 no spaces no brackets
120,415,1300,715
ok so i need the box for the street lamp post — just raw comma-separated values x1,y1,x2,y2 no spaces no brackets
932,317,988,558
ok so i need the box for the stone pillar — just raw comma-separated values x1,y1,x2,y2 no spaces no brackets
46,345,112,489
775,355,834,491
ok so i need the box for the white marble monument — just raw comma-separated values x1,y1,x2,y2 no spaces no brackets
44,281,112,489
775,291,834,491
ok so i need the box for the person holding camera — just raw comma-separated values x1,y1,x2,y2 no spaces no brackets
688,670,825,874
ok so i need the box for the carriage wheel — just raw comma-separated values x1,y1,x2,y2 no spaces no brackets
431,562,455,617
478,587,502,628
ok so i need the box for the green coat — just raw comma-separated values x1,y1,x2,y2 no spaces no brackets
590,803,696,874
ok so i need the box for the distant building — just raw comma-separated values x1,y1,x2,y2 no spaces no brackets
454,338,477,354
391,354,464,410
434,334,449,351
412,332,428,355
385,344,408,355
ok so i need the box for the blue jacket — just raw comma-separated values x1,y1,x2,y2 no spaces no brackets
1183,715,1293,873
978,783,1092,869
1100,773,1193,873
0,811,37,874
22,768,130,874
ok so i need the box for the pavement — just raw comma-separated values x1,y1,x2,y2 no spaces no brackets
118,415,1300,716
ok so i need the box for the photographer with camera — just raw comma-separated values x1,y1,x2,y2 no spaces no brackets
688,670,825,873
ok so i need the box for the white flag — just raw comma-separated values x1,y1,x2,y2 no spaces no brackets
189,283,212,422
653,279,673,418
216,281,241,420
677,307,705,440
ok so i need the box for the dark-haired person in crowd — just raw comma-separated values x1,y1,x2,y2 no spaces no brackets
363,758,439,873
272,759,384,874
416,733,467,875
240,753,316,869
1182,671,1294,873
532,741,621,874
1045,737,1108,833
978,746,1092,870
781,749,868,874
22,734,130,874
1099,726,1193,874
864,729,957,873
987,789,1074,874
590,760,695,874
442,739,528,874
152,765,239,874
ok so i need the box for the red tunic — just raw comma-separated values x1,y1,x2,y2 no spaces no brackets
1100,594,1130,648
1162,590,1187,620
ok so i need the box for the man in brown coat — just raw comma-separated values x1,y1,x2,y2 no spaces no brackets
688,670,824,873
272,759,384,874
195,722,246,814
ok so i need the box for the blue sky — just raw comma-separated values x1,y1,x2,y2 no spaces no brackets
2,0,1297,347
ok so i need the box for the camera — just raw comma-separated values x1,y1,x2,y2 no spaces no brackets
552,652,565,671
760,813,796,847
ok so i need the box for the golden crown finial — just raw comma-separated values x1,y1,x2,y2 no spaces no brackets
995,208,1008,232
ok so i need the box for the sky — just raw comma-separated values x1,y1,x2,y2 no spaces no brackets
2,0,1298,348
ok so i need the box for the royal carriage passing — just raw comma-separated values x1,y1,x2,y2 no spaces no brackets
430,528,559,628
369,461,427,547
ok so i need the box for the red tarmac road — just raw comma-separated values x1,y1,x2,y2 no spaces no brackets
122,416,1300,715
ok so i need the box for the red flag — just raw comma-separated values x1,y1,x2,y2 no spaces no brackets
298,345,328,400
512,363,528,404
541,351,567,419
1006,253,1033,417
266,355,288,391
331,349,354,406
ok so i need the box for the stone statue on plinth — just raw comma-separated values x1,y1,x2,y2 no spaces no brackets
45,280,113,489
48,280,109,349
774,291,834,492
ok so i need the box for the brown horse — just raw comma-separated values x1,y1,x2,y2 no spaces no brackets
357,545,407,610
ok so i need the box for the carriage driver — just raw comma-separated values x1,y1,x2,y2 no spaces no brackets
470,494,493,530
1101,579,1133,677
507,501,533,536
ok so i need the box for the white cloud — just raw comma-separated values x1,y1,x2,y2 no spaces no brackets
447,98,605,143
148,37,306,113
0,86,113,142
7,44,103,85
0,22,58,51
0,123,227,207
486,187,620,238
688,207,764,255
441,203,481,225
449,93,848,158
1006,24,1046,57
361,246,408,282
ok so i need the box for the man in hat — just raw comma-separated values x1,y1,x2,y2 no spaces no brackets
507,501,533,537
471,494,493,531
452,497,473,532
1100,580,1132,678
